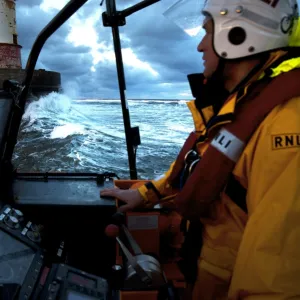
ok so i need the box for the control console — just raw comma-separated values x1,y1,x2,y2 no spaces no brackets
0,205,111,300
0,205,43,248
39,264,109,300
0,205,45,300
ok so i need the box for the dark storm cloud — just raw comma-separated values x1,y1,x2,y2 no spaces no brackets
94,0,203,97
78,61,191,100
16,1,95,97
17,5,74,60
119,2,203,73
16,0,202,98
17,5,50,50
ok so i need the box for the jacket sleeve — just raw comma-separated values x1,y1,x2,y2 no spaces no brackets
137,161,179,207
228,97,300,299
136,99,205,207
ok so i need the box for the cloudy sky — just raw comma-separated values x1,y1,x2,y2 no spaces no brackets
17,0,203,99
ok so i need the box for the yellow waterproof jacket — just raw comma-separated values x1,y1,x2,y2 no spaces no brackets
137,52,300,299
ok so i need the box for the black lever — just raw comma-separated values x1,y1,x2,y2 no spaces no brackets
111,212,142,255
105,223,152,286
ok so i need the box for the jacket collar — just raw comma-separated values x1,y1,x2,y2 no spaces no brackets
186,50,299,134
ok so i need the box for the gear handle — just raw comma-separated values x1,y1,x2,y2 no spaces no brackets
105,224,152,286
111,212,143,256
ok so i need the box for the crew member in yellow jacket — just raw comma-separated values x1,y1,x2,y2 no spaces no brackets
101,0,300,298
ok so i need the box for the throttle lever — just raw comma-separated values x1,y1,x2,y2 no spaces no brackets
111,212,142,256
105,224,152,287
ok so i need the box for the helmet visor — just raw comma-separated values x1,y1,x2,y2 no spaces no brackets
163,0,207,38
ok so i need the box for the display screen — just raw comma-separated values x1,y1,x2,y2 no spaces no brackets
66,290,99,300
0,230,36,285
67,272,96,289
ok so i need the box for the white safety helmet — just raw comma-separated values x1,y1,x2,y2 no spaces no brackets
163,0,299,59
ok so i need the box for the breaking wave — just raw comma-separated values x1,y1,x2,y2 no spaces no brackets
13,92,194,179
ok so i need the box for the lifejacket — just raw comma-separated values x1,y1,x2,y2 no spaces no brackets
173,50,300,284
169,52,300,221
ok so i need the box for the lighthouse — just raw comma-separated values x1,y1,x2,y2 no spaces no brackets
0,0,21,69
0,0,61,96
